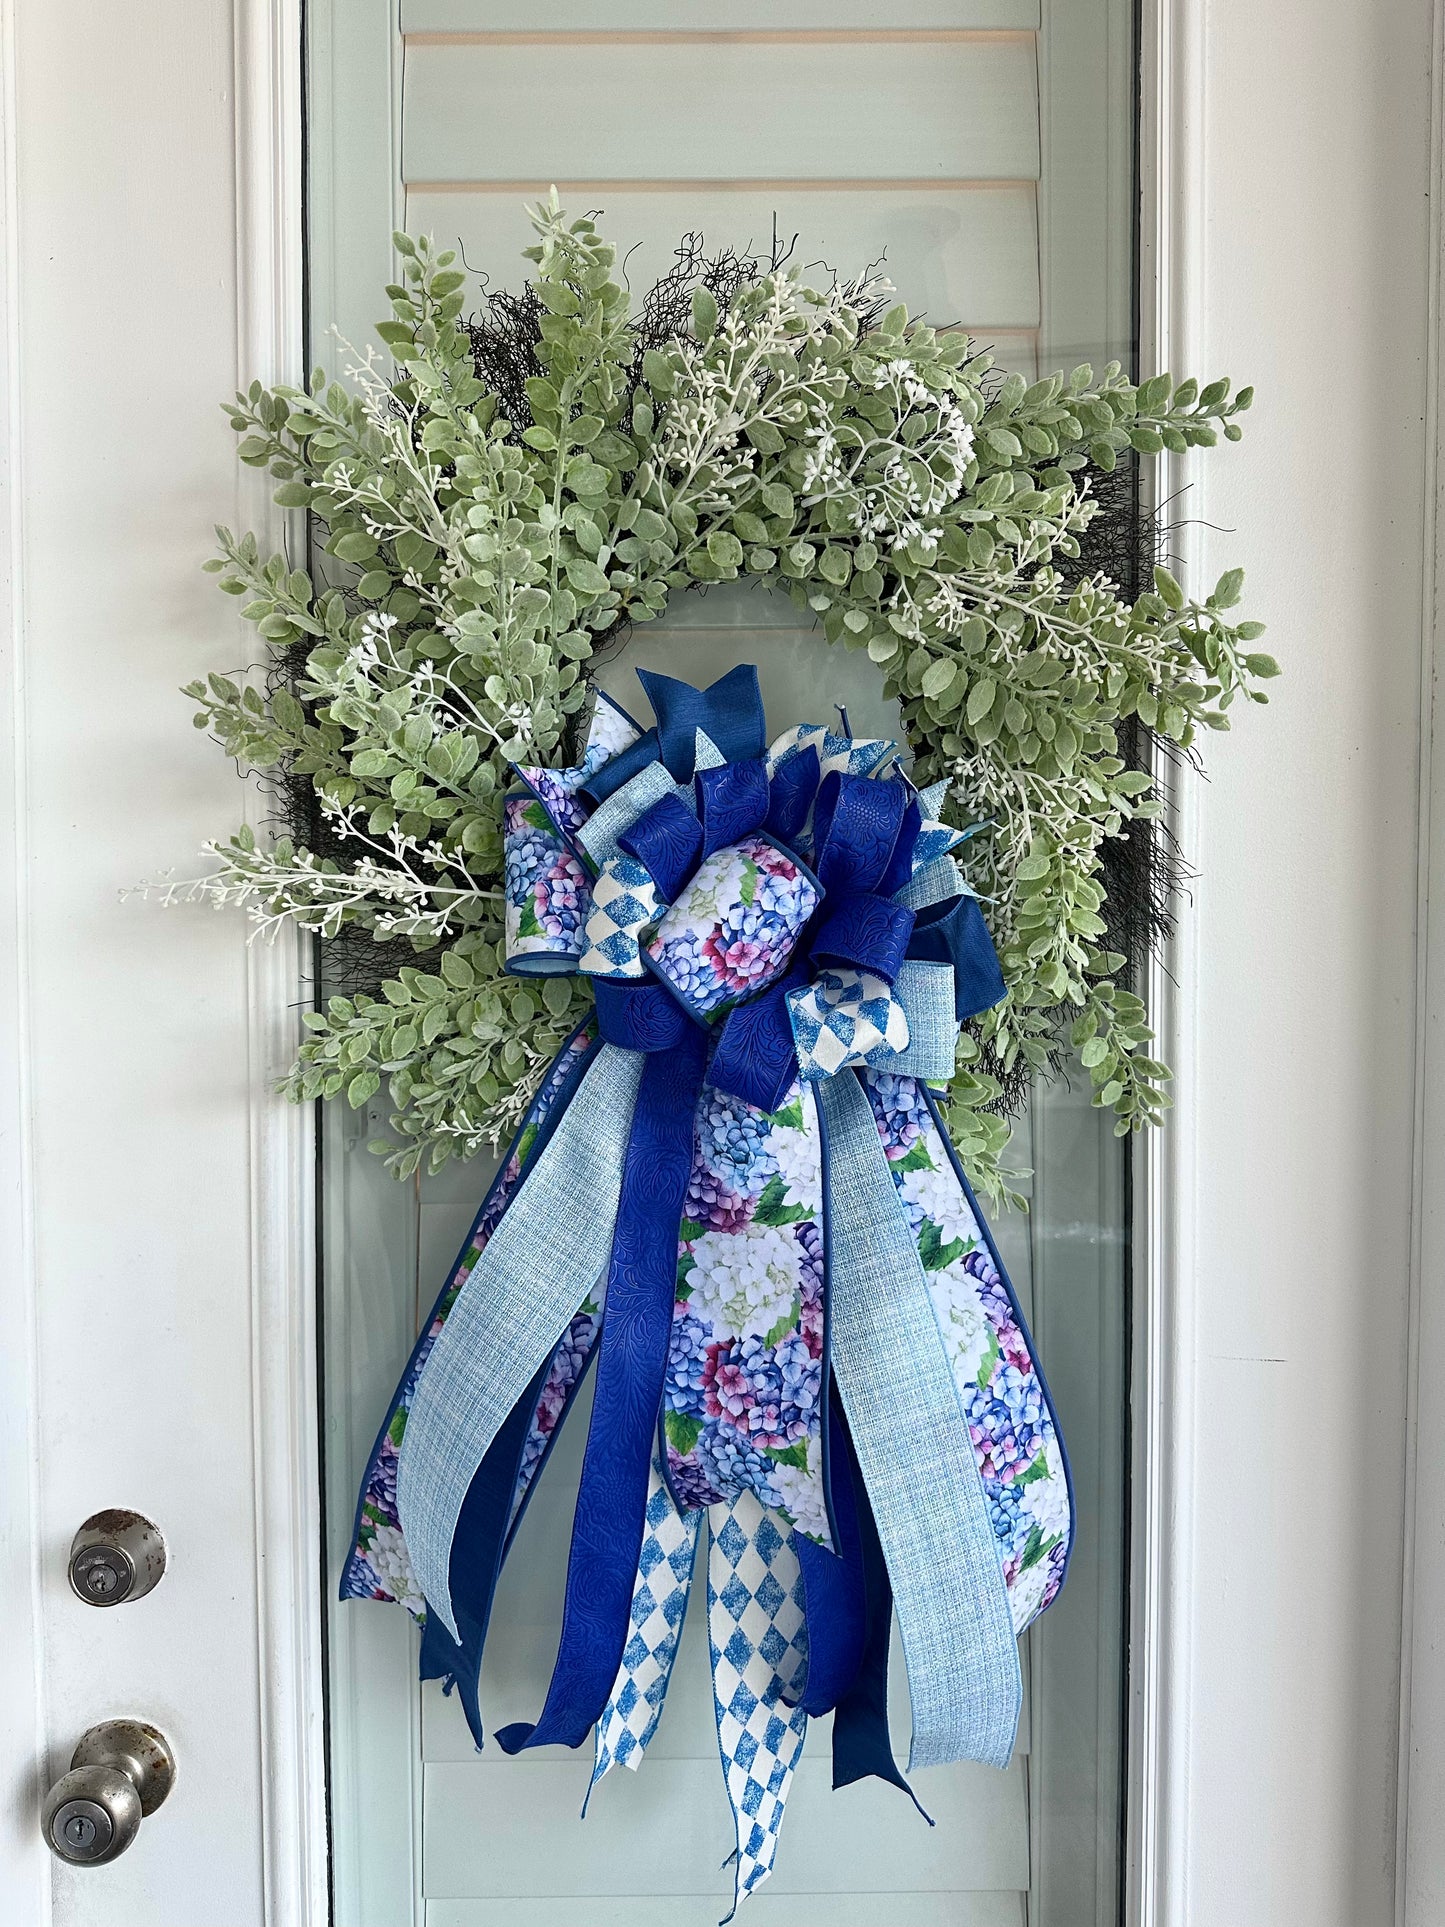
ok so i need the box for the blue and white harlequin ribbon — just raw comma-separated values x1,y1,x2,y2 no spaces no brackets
707,1494,810,1919
578,853,660,978
590,1448,701,1787
787,967,911,1079
346,664,1073,1911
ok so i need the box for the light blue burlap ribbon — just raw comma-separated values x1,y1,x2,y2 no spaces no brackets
397,1044,645,1639
818,1068,1022,1771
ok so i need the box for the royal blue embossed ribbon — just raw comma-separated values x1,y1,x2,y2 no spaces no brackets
497,1022,707,1752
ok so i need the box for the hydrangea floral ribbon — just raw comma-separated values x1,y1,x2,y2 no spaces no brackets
341,665,1074,1912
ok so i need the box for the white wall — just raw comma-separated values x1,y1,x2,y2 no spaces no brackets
1147,1,1439,1923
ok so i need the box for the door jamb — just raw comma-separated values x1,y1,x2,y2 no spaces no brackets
1397,0,1445,1919
1128,3,1209,1919
235,3,329,1924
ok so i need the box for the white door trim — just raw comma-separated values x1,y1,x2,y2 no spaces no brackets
1399,0,1445,1919
1135,3,1445,1924
1128,4,1205,1919
233,3,329,1925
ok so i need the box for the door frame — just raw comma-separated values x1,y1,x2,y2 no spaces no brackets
1397,0,1445,1919
232,4,329,1921
1133,3,1445,1926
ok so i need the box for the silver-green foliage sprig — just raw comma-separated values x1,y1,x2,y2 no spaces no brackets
183,193,1276,1197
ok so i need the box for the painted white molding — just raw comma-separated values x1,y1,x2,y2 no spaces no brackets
1128,4,1205,1922
0,0,52,1916
1135,2,1435,1922
232,4,328,1924
1399,0,1445,1917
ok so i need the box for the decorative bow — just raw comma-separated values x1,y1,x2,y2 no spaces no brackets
507,663,1005,1100
344,668,1073,1920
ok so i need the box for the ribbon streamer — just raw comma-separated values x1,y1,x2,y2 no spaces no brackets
348,665,1074,1911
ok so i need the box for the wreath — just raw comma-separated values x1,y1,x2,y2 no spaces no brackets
168,198,1278,1897
179,191,1274,1206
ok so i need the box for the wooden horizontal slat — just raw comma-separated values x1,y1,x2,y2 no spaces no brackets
423,1754,1029,1897
423,1585,901,1766
406,185,1040,332
404,1,1039,32
402,40,1040,183
427,1895,1027,1927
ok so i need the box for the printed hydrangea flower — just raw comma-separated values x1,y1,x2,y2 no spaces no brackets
666,1447,723,1511
928,1259,997,1389
368,1438,398,1512
702,915,774,994
898,1156,978,1247
683,1161,754,1234
985,1476,1023,1548
534,852,588,939
966,1245,1009,1320
961,1247,1033,1371
365,1522,424,1614
679,846,750,926
770,1108,822,1214
795,1221,825,1359
703,1332,820,1449
967,1362,1052,1483
650,928,717,1007
585,694,642,764
686,1223,801,1342
646,836,816,1017
1005,1537,1070,1627
767,1435,832,1545
696,1088,779,1200
697,1424,784,1507
1021,1466,1071,1541
519,768,591,838
503,800,554,906
516,1311,600,1492
867,1071,932,1159
665,1309,714,1418
1039,1539,1069,1611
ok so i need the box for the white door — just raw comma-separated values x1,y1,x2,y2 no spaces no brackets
0,3,1436,1926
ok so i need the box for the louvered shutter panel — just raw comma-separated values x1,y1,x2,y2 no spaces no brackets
312,8,1132,1923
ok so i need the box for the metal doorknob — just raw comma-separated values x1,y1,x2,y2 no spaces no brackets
41,1720,175,1865
67,1511,166,1607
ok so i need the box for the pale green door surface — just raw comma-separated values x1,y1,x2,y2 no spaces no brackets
311,9,1132,1922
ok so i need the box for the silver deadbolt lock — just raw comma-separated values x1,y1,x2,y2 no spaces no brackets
41,1720,176,1865
67,1511,166,1607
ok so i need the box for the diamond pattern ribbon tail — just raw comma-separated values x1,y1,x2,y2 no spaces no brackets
707,1494,809,1921
589,1448,701,1804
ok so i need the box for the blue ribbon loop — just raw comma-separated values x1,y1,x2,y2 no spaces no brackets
764,743,820,843
696,755,771,856
907,894,1008,1021
636,663,767,778
811,893,916,982
617,791,703,901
